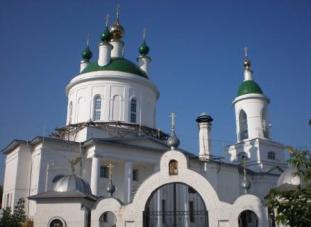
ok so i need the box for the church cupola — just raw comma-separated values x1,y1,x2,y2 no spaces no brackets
98,15,113,67
233,49,270,142
137,29,151,75
109,6,124,58
80,41,93,72
66,9,159,131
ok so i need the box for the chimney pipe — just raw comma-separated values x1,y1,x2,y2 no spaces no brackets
196,113,213,161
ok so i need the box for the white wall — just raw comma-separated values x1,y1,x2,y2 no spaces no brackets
66,71,159,129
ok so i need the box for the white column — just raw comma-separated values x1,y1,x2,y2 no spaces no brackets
137,56,151,74
90,157,100,196
124,161,133,203
80,60,89,72
98,42,113,66
110,40,124,58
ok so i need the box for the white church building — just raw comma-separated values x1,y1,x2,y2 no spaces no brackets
1,12,296,227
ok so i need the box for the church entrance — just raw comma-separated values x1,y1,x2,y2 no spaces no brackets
143,183,208,227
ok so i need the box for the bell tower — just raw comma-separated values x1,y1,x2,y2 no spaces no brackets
233,49,270,142
226,49,286,172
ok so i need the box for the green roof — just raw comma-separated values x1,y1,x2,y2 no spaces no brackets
80,57,148,78
237,80,263,97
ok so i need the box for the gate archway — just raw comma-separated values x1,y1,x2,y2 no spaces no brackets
238,210,258,227
143,183,208,227
99,211,117,227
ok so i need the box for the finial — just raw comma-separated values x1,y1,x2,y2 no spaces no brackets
243,47,252,71
139,28,150,56
244,47,248,58
116,4,120,21
170,112,176,135
105,14,110,27
106,162,116,197
101,15,112,42
108,162,113,179
238,152,251,193
109,4,124,40
167,112,180,149
86,34,90,47
82,37,93,61
143,28,147,42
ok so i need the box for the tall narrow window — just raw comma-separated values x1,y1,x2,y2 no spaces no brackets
93,95,101,121
130,98,137,123
262,108,270,138
68,102,73,124
239,110,248,140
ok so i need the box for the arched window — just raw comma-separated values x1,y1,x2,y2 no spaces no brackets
68,102,73,124
49,218,65,227
239,110,248,140
169,160,178,175
262,108,270,138
52,175,64,183
93,95,102,121
238,210,258,227
130,98,137,123
99,211,117,227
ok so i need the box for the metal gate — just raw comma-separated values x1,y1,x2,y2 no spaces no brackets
143,183,209,227
143,210,208,227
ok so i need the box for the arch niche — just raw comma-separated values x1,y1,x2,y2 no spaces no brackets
99,211,117,227
143,182,208,227
238,210,258,227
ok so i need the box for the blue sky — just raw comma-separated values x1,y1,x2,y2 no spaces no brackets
0,0,311,183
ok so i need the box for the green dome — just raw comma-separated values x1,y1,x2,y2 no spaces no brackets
101,27,112,42
237,80,263,97
82,46,93,61
139,41,150,55
80,57,148,78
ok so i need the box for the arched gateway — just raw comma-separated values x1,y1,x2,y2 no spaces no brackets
143,183,208,227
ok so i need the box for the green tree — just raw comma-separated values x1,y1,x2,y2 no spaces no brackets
0,198,26,227
12,198,26,226
0,207,13,227
266,147,311,227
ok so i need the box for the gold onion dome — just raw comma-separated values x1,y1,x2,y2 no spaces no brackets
110,17,125,40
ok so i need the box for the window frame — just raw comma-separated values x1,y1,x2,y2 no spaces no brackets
130,98,137,123
93,95,102,121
